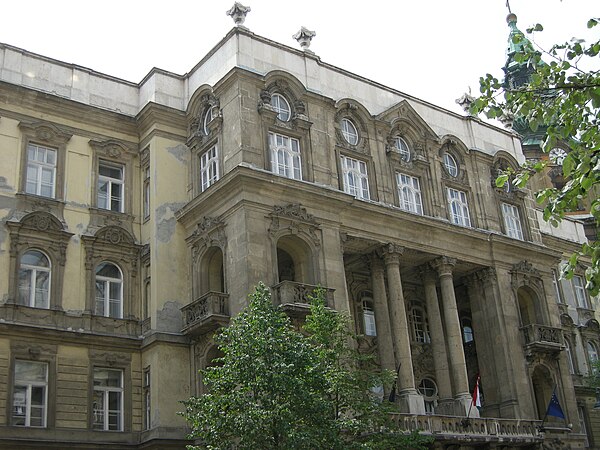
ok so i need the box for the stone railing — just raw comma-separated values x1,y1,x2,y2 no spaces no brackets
181,292,229,334
521,324,563,348
390,414,542,443
271,281,334,307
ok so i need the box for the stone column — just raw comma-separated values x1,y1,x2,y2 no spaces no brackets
370,255,396,377
431,256,474,416
421,266,453,412
382,244,425,414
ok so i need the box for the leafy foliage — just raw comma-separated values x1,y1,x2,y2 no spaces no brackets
471,17,600,295
181,283,433,450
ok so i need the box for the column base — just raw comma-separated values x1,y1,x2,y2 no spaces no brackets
397,389,425,414
454,393,479,418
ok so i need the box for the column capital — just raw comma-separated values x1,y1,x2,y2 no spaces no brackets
379,243,404,265
430,256,457,277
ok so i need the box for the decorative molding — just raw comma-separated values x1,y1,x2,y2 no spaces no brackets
268,203,321,248
292,27,316,52
188,216,227,261
89,139,137,160
18,121,73,145
334,104,370,154
226,2,250,27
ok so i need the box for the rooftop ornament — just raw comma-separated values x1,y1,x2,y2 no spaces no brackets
293,27,316,52
455,88,475,115
226,2,251,27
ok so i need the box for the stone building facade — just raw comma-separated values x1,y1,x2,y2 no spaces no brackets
0,9,598,450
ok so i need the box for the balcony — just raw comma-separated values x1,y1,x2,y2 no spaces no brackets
271,281,335,317
181,292,230,336
390,414,543,446
520,324,564,355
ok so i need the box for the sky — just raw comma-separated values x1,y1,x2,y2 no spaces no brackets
0,0,597,114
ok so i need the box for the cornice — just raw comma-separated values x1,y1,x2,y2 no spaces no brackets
136,101,187,139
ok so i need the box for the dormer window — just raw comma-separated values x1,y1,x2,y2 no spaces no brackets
443,152,458,177
341,118,359,145
394,137,411,162
271,93,291,122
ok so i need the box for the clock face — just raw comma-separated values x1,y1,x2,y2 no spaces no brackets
549,148,567,165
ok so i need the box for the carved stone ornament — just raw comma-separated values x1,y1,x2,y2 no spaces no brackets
90,349,131,366
510,260,544,292
226,2,250,27
411,343,434,381
455,89,475,115
18,121,72,145
559,313,574,328
292,27,316,51
189,216,227,260
96,226,135,246
20,211,64,232
268,203,321,247
585,318,600,331
334,105,369,154
89,139,137,160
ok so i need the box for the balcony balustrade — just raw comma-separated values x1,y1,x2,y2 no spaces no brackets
520,324,563,355
181,291,229,335
271,281,334,313
390,414,543,445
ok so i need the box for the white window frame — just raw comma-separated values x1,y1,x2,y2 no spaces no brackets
270,93,291,122
447,187,471,227
269,132,302,180
143,368,151,431
418,378,437,414
362,298,377,337
340,155,369,200
565,338,576,374
18,250,51,309
12,360,48,427
409,306,431,343
443,152,458,177
143,166,150,220
552,270,564,304
202,107,214,135
98,162,124,212
93,368,124,432
501,203,524,240
573,275,589,308
341,118,359,145
462,318,474,343
396,173,423,215
394,137,411,162
26,143,57,198
200,146,219,192
95,262,123,319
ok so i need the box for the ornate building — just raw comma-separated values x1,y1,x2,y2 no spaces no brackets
0,5,598,449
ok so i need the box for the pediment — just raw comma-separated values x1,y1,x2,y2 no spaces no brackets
377,100,439,143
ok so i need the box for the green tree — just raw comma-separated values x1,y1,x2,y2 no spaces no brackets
181,283,433,450
471,17,600,295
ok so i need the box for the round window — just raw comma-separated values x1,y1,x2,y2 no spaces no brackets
341,118,359,145
395,137,411,162
443,152,458,177
202,107,213,135
271,93,291,122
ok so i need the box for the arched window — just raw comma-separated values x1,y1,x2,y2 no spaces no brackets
462,318,474,343
361,295,376,337
418,378,437,413
271,93,291,122
587,341,599,374
341,118,359,145
202,107,213,135
443,152,458,177
409,306,431,343
95,262,123,318
18,250,51,309
394,137,411,162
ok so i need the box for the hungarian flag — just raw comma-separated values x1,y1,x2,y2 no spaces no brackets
472,374,482,408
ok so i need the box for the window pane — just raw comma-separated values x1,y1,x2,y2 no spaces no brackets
12,386,27,425
92,391,105,429
16,361,47,382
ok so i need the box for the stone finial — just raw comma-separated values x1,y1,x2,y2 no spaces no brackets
293,27,316,51
455,88,475,115
226,2,251,27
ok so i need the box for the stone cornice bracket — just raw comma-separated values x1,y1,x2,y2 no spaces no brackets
430,256,457,277
293,27,316,52
227,2,250,28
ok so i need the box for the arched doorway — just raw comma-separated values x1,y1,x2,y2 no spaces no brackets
531,365,554,420
276,235,314,284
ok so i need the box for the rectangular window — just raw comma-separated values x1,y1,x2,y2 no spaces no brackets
552,270,564,304
143,166,150,220
269,132,302,180
93,368,123,431
446,188,471,227
26,143,57,198
578,406,590,447
143,367,151,431
501,203,524,240
396,173,423,215
340,155,369,200
98,162,124,212
200,146,219,192
12,360,48,427
573,275,589,308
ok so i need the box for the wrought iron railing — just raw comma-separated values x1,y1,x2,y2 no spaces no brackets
271,281,334,307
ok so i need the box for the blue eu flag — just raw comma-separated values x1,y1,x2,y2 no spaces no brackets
546,389,566,419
